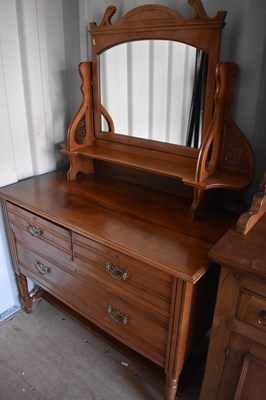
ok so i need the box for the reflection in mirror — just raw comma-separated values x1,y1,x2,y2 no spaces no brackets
100,40,208,148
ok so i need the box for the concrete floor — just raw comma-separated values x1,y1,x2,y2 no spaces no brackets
0,299,202,400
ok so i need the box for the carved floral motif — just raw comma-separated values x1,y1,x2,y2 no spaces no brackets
223,129,245,167
74,115,86,144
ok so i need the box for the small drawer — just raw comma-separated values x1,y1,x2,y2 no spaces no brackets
237,289,266,331
7,202,72,262
72,232,172,314
17,243,168,366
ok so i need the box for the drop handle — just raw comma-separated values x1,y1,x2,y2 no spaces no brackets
107,305,128,325
34,260,51,275
104,261,129,280
258,310,266,326
27,224,43,238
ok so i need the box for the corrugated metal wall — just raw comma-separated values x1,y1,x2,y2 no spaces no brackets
0,0,80,318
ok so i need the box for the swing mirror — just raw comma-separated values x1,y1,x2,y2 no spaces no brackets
100,40,208,148
90,2,226,157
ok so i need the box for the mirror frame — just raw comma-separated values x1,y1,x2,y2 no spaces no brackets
63,0,254,218
89,0,226,158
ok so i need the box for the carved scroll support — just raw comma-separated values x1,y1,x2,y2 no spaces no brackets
66,62,94,151
61,60,115,180
196,62,254,183
61,62,96,180
189,62,255,217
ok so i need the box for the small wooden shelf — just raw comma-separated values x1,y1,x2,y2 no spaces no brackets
187,171,253,190
62,60,254,218
62,141,252,192
61,141,198,183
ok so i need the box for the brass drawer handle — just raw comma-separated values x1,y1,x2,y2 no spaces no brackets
27,224,43,238
34,260,51,275
258,310,266,326
104,261,129,280
107,305,128,325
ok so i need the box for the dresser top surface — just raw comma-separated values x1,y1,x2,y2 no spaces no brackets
0,170,236,283
209,213,266,280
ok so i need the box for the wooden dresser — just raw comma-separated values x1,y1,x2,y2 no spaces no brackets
0,2,256,399
200,174,266,400
0,168,236,400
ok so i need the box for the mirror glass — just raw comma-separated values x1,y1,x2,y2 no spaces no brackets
100,40,208,148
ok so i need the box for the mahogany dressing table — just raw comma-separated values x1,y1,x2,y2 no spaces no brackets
0,2,254,399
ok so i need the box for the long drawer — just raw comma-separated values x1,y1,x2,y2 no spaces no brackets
72,232,172,315
17,242,168,366
7,202,72,263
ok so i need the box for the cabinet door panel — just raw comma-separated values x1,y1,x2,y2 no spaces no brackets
234,353,266,400
218,332,266,400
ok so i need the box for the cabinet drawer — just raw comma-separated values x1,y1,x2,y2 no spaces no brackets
17,243,168,366
72,232,172,315
7,202,72,262
237,289,266,332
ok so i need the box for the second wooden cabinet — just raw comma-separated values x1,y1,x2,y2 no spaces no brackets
200,200,266,400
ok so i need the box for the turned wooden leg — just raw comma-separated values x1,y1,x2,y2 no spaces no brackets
18,273,33,313
165,377,178,400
